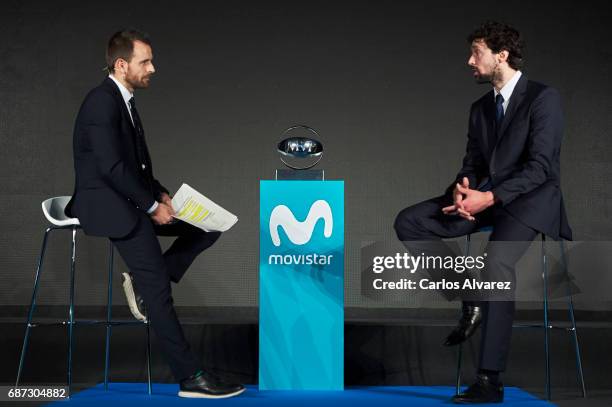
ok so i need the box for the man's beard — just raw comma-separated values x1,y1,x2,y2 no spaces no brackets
474,72,493,84
473,62,499,85
126,74,151,89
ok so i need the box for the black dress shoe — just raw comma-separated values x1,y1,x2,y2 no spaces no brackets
452,374,503,404
178,371,245,398
121,272,147,322
444,304,482,346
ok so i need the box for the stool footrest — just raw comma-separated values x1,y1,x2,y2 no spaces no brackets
27,319,148,328
513,323,575,330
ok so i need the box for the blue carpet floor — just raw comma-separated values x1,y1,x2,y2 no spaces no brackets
46,383,552,406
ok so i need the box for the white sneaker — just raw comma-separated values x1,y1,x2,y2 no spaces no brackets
121,272,147,322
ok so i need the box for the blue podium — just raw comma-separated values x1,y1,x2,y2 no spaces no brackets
259,180,344,390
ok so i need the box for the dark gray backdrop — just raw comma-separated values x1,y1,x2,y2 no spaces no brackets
1,0,611,310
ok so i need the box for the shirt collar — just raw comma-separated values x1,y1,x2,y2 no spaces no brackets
494,70,522,102
108,74,134,105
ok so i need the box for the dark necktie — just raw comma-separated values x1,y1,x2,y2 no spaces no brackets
495,93,505,128
128,97,154,190
486,93,505,159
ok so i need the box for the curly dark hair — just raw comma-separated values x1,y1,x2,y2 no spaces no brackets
467,21,524,70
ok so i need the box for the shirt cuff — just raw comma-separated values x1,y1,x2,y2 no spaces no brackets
147,201,159,214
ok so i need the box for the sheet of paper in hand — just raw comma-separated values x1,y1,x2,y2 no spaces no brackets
171,183,238,232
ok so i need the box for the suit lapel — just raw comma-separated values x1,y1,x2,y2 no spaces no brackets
490,75,528,167
102,77,137,134
495,75,528,147
481,91,496,160
101,77,146,173
103,78,155,180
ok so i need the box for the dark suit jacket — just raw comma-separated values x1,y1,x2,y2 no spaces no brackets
447,74,572,240
65,77,168,238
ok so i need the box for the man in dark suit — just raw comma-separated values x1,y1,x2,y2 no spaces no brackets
394,22,571,403
65,29,245,398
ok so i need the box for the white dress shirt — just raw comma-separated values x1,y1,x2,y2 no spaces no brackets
108,74,158,214
493,70,522,113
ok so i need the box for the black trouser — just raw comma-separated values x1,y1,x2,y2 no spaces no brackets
394,194,538,372
110,212,221,381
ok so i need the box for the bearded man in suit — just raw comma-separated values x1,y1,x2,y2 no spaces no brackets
66,29,245,399
394,21,571,404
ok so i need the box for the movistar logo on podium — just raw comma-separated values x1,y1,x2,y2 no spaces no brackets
260,178,344,390
269,200,333,246
268,199,334,266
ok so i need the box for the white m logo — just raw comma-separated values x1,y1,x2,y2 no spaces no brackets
269,200,333,247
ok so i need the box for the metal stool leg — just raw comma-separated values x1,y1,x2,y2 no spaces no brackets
559,240,587,398
455,233,472,395
67,226,77,397
16,226,152,395
16,227,54,386
104,241,114,390
541,234,551,400
455,344,462,395
104,241,153,395
146,321,152,395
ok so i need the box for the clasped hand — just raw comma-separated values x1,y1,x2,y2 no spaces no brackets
442,177,495,221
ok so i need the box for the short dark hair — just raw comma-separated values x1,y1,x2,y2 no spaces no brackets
106,29,151,73
467,21,524,70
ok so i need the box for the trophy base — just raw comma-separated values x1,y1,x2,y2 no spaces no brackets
275,169,324,180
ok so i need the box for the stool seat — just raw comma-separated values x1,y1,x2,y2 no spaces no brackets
41,197,80,226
